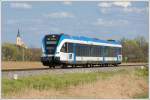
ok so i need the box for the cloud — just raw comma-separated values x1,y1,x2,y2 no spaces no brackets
63,1,72,5
94,18,114,26
113,2,131,8
123,7,148,13
98,1,131,8
98,2,112,8
98,2,147,14
10,3,32,9
94,18,129,27
7,19,18,25
27,27,38,31
44,12,74,18
7,19,43,25
100,8,111,14
49,27,60,32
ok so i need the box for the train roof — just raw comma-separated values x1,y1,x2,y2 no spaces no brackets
59,34,121,45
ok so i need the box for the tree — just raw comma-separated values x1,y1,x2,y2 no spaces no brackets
2,43,42,61
121,36,148,62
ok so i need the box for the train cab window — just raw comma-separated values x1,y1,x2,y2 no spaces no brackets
61,43,74,53
60,43,67,52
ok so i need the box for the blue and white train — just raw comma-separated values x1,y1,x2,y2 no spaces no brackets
41,34,122,68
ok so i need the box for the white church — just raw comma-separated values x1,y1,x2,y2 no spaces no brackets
16,29,27,48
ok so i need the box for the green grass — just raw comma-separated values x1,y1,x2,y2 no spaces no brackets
2,69,128,96
134,67,148,76
2,68,149,98
133,67,149,99
134,66,149,81
133,92,149,99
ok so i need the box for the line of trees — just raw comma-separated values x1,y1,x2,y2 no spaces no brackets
121,36,148,62
2,36,148,62
2,43,41,61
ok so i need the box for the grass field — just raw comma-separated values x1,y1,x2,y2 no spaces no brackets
2,67,148,99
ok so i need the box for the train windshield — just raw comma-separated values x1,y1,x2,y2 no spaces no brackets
44,34,60,54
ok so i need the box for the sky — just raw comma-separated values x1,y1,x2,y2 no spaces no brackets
2,1,149,48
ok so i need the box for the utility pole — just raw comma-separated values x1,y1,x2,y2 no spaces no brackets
22,47,25,61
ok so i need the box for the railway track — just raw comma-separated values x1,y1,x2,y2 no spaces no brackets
2,63,148,79
2,63,148,72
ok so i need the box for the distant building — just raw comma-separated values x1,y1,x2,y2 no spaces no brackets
16,29,27,48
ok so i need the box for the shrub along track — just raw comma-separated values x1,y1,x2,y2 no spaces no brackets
2,63,148,79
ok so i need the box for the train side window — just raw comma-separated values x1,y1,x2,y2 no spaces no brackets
76,44,80,56
97,46,99,57
96,46,98,57
68,43,73,53
94,46,96,57
113,47,116,56
110,47,112,57
118,48,121,55
105,46,108,56
87,45,89,56
78,44,81,56
110,47,114,57
107,47,109,56
99,46,102,56
93,46,95,57
78,44,80,56
80,44,82,56
115,47,118,56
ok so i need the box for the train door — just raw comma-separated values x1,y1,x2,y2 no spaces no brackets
118,55,122,61
61,43,74,62
60,43,67,61
73,43,76,64
117,48,122,62
118,48,122,62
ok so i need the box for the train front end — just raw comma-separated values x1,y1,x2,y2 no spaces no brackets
41,34,61,67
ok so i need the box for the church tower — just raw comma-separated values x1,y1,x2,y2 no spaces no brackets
16,29,28,48
16,29,22,46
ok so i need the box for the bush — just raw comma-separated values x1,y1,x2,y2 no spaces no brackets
121,36,148,62
2,43,41,61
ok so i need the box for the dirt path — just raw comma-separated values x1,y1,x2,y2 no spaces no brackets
6,74,148,99
1,61,45,70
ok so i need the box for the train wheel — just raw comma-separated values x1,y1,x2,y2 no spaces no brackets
72,65,76,68
88,64,91,68
106,64,108,67
86,64,88,68
83,64,87,68
114,64,118,67
49,65,54,68
89,64,92,67
61,64,67,68
49,65,53,68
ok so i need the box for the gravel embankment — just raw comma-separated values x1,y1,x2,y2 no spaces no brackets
2,65,143,79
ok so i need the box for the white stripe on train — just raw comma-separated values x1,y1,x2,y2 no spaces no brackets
56,39,122,53
58,52,121,62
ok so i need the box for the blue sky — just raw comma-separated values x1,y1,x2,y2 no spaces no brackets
2,1,149,48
